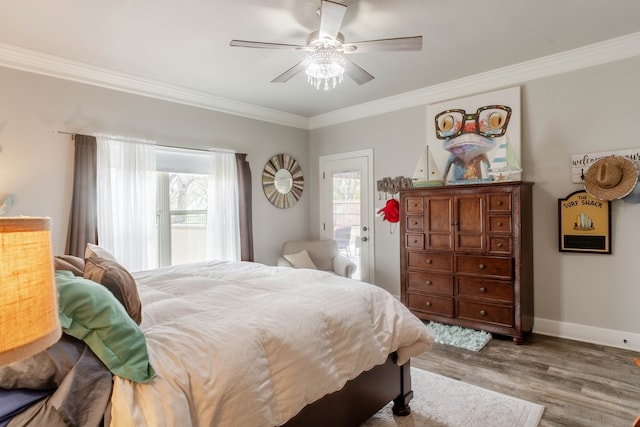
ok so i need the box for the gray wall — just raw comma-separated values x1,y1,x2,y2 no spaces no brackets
309,108,427,293
310,56,640,349
0,66,309,265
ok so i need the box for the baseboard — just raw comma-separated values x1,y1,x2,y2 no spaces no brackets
533,318,640,352
391,294,639,352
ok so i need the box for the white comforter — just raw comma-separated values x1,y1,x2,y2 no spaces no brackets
109,261,433,427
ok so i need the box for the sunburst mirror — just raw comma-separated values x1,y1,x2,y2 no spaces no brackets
262,154,304,209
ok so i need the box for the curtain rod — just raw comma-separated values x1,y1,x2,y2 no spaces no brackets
56,130,236,154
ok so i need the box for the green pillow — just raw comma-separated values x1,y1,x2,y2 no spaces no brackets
55,271,155,383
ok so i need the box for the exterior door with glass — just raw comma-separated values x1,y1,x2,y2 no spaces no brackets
319,150,374,282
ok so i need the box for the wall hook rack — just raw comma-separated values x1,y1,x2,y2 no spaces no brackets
376,176,413,200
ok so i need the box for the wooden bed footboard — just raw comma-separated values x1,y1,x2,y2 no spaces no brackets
281,352,412,427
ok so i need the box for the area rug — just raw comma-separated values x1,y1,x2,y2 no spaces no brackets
362,368,544,427
426,321,492,351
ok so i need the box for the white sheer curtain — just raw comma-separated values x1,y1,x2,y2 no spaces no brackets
96,136,157,271
206,151,240,261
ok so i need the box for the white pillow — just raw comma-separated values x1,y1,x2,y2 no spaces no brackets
283,249,318,269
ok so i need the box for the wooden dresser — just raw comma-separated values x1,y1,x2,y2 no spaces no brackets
399,182,534,344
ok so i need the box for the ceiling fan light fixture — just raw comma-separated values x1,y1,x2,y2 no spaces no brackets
305,47,345,90
230,1,420,88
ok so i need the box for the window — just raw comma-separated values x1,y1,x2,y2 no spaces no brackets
95,138,241,270
157,172,209,267
156,147,210,267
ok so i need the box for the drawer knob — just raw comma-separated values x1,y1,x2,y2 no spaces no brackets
426,301,432,307
498,222,503,226
480,287,487,293
478,263,486,270
413,221,418,225
497,201,503,206
497,243,503,248
425,280,432,286
426,259,433,264
480,310,487,316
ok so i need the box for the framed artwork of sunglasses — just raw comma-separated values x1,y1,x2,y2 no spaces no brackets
424,86,522,185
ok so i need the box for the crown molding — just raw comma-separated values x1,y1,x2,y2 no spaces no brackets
308,31,640,129
2,32,640,131
0,42,310,130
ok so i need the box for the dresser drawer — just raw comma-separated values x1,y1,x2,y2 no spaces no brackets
406,215,424,232
405,197,424,214
488,216,512,233
456,255,512,279
408,252,453,273
457,301,513,327
457,277,513,303
488,193,512,213
407,272,453,295
405,234,424,249
407,293,454,317
488,236,512,254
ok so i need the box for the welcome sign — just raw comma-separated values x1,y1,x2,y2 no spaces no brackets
571,147,640,183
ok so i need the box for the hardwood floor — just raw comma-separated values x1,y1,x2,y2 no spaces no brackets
411,333,640,426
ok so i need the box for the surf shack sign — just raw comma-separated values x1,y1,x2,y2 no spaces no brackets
571,147,640,183
558,190,611,253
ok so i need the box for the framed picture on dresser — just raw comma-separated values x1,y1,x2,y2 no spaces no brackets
426,86,522,185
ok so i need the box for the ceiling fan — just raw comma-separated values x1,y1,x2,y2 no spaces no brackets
229,0,422,90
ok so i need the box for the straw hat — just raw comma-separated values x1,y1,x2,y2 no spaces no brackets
584,156,638,201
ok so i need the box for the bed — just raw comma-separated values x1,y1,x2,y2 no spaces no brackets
1,246,433,427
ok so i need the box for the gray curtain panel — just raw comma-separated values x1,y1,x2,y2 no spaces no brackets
65,134,98,257
235,153,254,262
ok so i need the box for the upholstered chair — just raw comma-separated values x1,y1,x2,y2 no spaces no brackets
277,239,356,278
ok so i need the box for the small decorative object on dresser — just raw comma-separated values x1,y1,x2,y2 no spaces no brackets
399,181,534,344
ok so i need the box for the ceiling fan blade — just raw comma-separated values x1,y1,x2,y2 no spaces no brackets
345,59,374,85
230,40,310,50
319,0,347,41
271,59,309,83
344,36,422,53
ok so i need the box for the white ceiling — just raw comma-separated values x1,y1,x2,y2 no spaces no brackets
1,0,640,124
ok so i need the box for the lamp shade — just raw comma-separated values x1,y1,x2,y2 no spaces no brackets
0,217,61,365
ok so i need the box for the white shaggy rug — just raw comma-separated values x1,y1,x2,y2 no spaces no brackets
362,368,544,427
426,321,493,351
